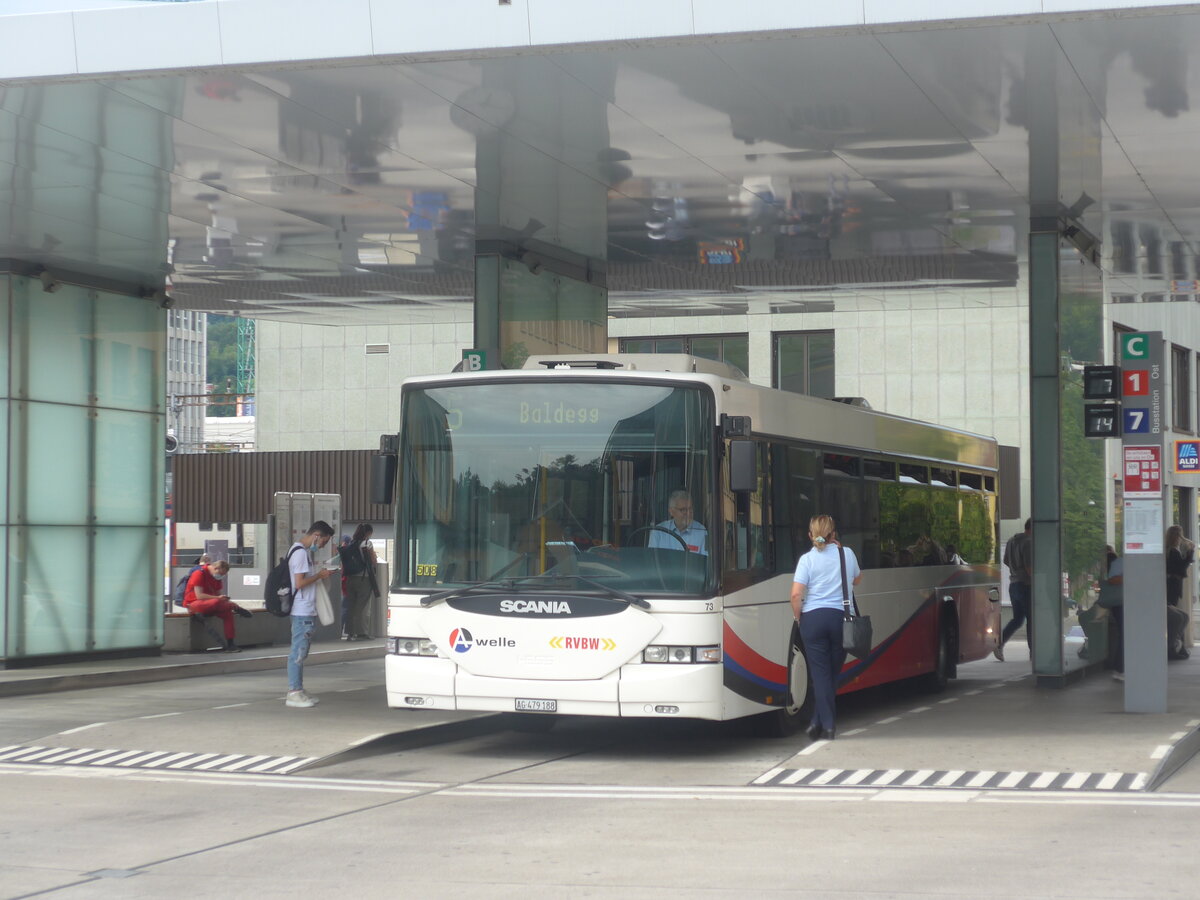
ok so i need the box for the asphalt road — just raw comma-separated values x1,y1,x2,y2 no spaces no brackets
2,659,1200,898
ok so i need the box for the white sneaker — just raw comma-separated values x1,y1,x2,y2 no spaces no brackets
286,690,319,708
993,645,1005,662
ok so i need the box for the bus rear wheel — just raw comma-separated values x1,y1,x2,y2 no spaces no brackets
920,618,956,693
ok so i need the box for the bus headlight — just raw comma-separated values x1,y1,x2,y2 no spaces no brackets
643,645,721,664
389,637,438,656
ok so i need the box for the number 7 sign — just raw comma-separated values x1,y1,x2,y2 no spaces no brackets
1123,408,1149,434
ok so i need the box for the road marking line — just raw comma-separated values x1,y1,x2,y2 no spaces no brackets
138,713,182,720
212,703,249,710
85,750,143,767
935,770,966,787
798,740,828,755
840,728,866,737
938,698,959,704
753,767,783,785
810,768,845,786
70,748,130,765
1030,772,1059,789
1130,773,1149,790
966,771,996,788
142,752,194,769
841,770,874,786
8,748,63,763
964,689,982,695
998,771,1027,788
117,751,171,768
1062,772,1090,790
167,753,219,769
875,717,901,725
908,706,931,714
903,769,934,786
248,756,301,773
780,768,813,785
57,722,109,735
1097,772,1123,790
0,746,44,761
1151,745,1171,760
222,755,271,772
39,748,96,764
195,754,246,771
871,769,905,786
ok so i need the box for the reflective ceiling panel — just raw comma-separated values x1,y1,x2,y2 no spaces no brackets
2,11,1200,320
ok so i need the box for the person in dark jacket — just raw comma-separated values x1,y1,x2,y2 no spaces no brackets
1165,525,1192,659
340,524,380,640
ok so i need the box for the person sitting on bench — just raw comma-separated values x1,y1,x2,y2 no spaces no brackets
183,559,251,652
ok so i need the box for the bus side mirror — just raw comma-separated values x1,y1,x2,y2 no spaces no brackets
729,439,757,493
371,434,399,505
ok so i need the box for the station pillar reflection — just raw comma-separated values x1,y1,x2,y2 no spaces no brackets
466,58,616,368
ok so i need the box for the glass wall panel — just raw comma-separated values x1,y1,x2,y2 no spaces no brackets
95,409,161,525
0,276,8,397
7,526,89,657
11,278,94,405
11,402,90,525
95,288,163,412
93,526,164,649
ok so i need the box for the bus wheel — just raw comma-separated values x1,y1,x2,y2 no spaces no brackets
761,638,812,737
920,621,954,693
506,713,559,733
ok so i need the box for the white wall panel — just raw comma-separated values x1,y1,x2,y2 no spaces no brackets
528,0,693,45
693,0,865,33
370,0,531,56
217,0,372,65
74,2,220,74
0,12,77,79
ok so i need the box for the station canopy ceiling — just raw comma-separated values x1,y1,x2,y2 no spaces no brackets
1,10,1197,325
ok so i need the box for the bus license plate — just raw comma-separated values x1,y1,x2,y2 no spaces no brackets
514,698,557,713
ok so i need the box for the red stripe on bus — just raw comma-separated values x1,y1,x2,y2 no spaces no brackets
723,622,788,683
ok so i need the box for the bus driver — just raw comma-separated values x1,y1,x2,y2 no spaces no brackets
647,489,708,555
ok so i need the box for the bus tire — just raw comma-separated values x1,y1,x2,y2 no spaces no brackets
920,615,956,693
760,634,812,737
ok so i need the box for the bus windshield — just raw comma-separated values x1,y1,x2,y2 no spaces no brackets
398,380,715,596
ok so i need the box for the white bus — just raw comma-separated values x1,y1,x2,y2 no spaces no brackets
382,354,1001,733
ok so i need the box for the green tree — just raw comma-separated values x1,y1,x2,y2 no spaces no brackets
206,315,238,417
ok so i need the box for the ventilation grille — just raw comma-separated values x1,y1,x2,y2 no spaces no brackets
365,343,390,354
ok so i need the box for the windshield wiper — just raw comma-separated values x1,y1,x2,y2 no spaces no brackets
421,573,650,609
510,573,650,609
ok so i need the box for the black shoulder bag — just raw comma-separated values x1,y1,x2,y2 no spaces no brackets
838,545,872,660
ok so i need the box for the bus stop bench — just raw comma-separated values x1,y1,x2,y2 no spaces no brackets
163,607,290,653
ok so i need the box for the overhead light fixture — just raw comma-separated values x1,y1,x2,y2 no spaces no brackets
38,269,62,293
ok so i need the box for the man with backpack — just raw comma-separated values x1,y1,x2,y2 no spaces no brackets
286,520,336,709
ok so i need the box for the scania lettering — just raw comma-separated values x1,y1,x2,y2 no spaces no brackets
384,354,1001,734
500,599,572,614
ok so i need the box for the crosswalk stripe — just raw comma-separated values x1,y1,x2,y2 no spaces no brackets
195,754,247,771
167,753,219,769
0,746,44,761
85,750,142,766
753,767,1151,793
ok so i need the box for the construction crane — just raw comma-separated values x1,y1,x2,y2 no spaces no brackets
236,317,255,398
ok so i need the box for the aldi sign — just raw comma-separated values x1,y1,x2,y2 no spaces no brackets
1176,440,1200,473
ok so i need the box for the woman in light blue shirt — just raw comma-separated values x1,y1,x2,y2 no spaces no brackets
789,514,862,741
